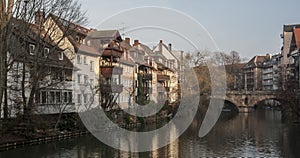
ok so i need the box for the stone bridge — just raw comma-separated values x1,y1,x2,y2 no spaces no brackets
212,91,283,112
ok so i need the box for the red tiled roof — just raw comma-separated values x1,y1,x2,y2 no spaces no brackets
294,28,300,49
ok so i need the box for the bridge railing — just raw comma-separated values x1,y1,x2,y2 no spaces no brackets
226,90,282,95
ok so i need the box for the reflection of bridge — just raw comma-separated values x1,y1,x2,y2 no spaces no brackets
213,91,283,112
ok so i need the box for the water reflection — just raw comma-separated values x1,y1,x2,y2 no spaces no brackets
0,110,299,157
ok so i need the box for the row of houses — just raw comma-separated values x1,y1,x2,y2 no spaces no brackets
228,23,300,92
3,12,184,117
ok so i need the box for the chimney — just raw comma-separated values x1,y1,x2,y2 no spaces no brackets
125,38,130,45
159,40,163,53
168,43,172,52
134,40,139,46
35,11,45,25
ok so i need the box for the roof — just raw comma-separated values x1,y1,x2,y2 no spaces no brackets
294,28,300,49
120,41,131,50
52,14,90,35
244,55,268,69
153,40,181,62
78,44,100,56
284,24,300,32
139,43,153,54
8,18,74,69
225,63,246,70
88,30,120,38
47,14,88,51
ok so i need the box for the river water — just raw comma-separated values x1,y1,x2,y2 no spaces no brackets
1,110,300,158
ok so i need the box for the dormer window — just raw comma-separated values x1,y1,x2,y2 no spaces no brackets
44,48,49,57
29,44,35,55
75,36,79,42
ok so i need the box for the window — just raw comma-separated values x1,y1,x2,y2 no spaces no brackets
68,92,73,103
90,79,94,86
77,74,81,84
64,92,68,103
44,48,49,57
77,94,81,104
56,92,61,104
49,91,55,104
84,94,88,104
42,91,47,104
59,51,63,60
77,55,81,64
60,71,65,81
90,61,94,71
84,75,89,84
83,56,87,64
29,44,35,55
112,75,119,84
35,91,40,103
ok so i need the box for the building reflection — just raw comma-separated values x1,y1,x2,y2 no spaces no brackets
1,110,300,157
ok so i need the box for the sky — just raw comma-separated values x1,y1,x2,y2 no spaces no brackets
79,0,300,58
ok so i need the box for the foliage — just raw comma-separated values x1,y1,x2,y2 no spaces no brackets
187,50,242,93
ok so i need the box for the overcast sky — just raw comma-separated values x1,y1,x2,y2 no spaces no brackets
79,0,300,58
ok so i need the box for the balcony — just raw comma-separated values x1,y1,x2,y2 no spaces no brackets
102,47,123,58
100,84,123,93
100,66,123,78
157,74,170,82
139,73,152,81
262,75,273,80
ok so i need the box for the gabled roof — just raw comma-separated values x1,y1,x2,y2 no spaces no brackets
152,40,180,62
47,15,77,46
49,14,90,35
8,18,74,69
139,43,153,54
10,18,59,48
78,44,100,56
88,30,120,38
244,55,267,69
46,14,103,56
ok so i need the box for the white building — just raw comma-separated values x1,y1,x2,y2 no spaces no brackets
43,14,100,112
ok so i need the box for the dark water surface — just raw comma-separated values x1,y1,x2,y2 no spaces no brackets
1,110,299,157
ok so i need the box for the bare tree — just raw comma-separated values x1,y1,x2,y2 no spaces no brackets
282,79,300,120
229,50,241,65
0,0,86,134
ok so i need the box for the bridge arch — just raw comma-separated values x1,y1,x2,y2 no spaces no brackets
210,97,240,112
251,97,290,110
223,99,240,113
212,91,287,112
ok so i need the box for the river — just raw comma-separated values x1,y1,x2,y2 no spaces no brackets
0,109,300,157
